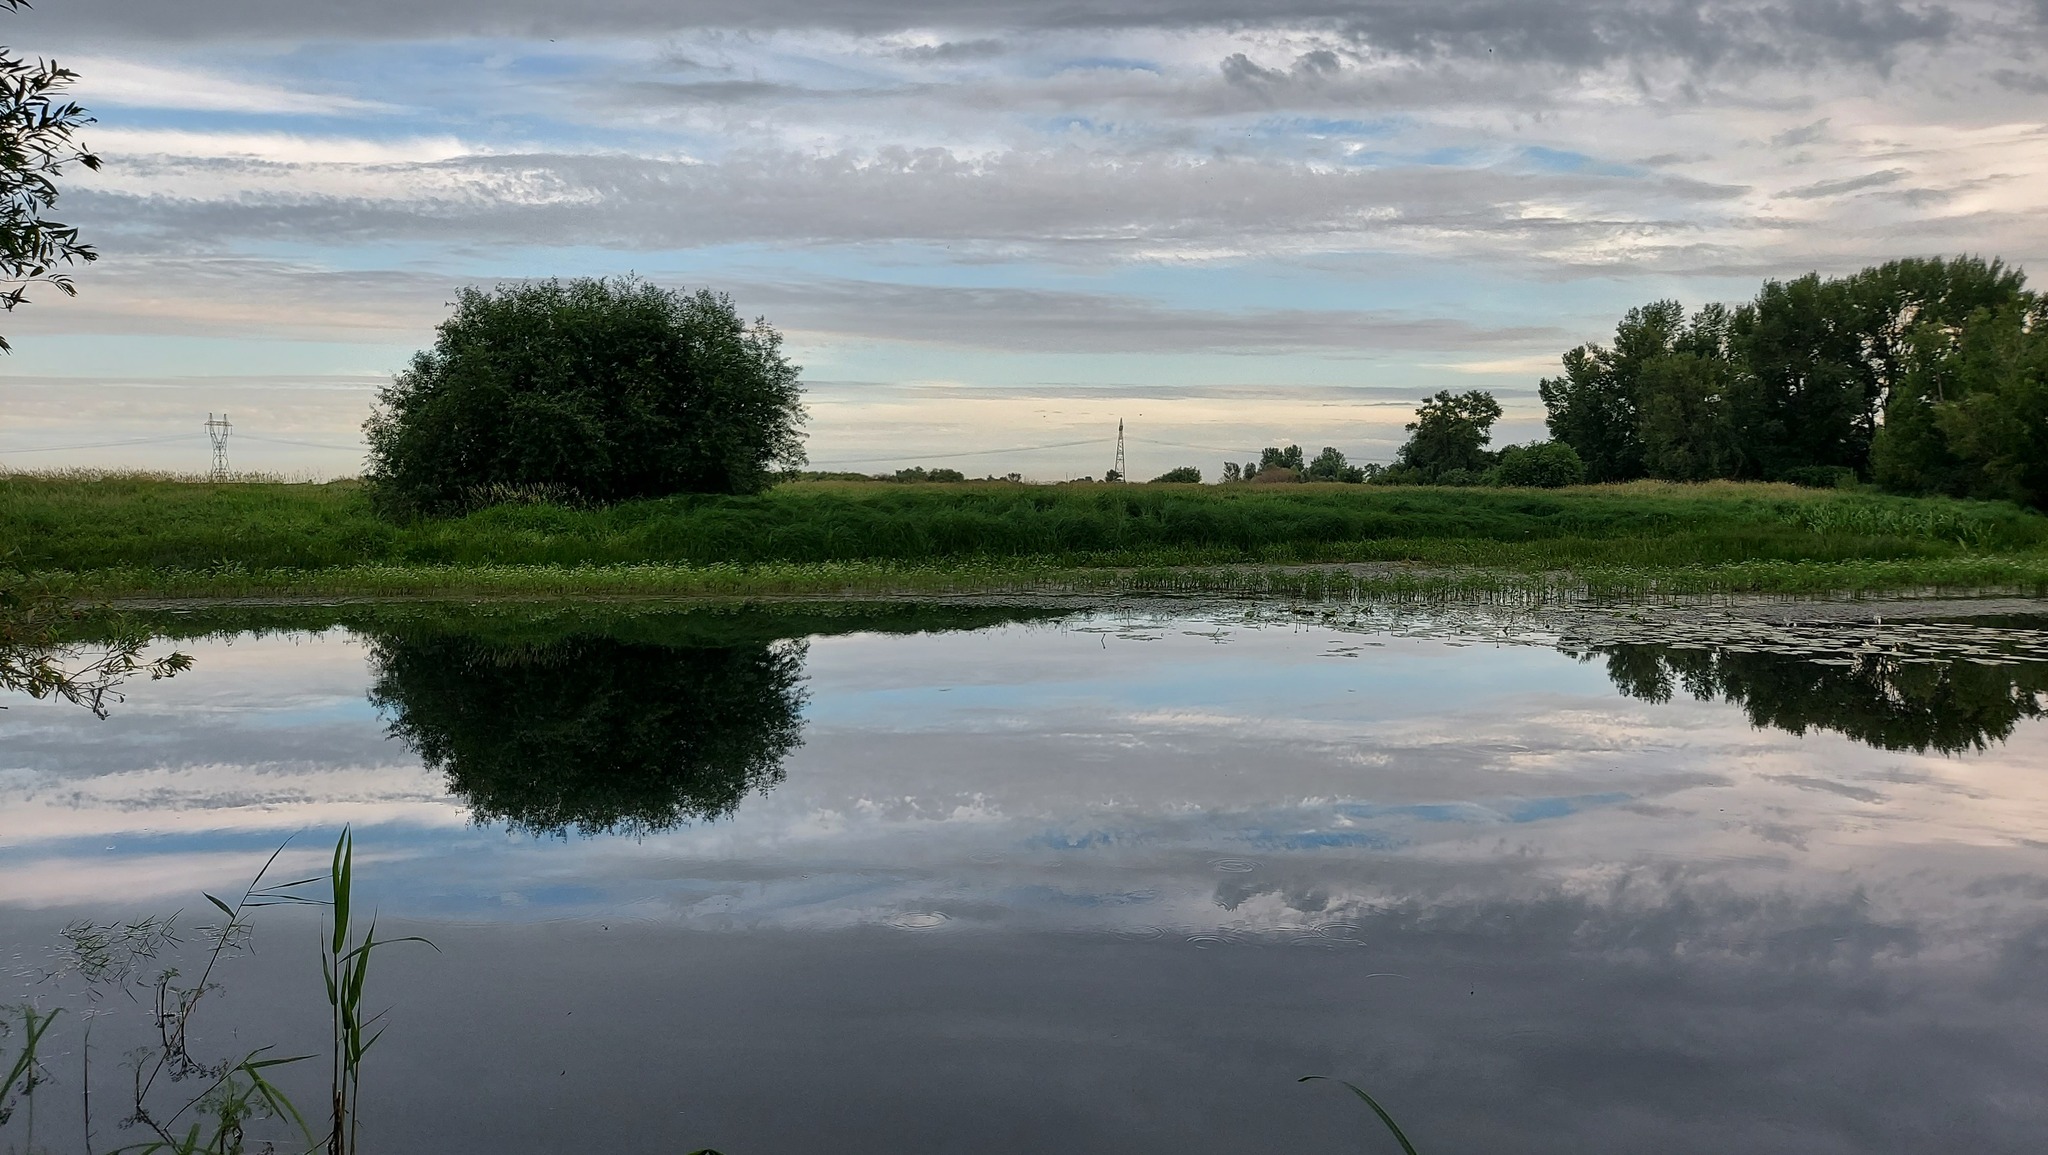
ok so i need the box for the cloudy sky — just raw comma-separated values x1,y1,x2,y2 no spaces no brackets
2,0,2045,479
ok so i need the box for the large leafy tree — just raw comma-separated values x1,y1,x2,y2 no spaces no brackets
1886,298,2048,508
365,277,807,515
0,0,99,352
1537,300,1684,482
1395,389,1501,480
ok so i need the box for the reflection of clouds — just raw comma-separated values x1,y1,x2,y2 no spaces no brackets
4,609,2048,950
9,607,2048,1150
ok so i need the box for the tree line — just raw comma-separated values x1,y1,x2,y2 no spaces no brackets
1539,255,2045,506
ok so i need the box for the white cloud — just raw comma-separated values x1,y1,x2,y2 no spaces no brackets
72,56,397,115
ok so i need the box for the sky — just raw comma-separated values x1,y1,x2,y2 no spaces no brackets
1,0,2045,480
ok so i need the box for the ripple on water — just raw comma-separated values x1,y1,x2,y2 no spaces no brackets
1210,858,1260,873
887,911,950,930
1184,932,1232,949
1313,920,1365,940
1113,925,1165,942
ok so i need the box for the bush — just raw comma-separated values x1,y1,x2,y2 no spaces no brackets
1779,465,1858,489
364,277,806,517
1494,441,1587,488
1151,466,1202,483
892,467,966,483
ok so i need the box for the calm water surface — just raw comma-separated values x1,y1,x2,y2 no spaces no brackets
5,598,2048,1153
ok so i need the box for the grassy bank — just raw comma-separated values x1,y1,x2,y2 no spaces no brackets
5,473,2047,599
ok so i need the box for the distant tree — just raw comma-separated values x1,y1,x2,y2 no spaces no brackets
1104,468,1124,483
1258,445,1306,474
1221,462,1242,483
0,0,100,353
1151,466,1202,483
1304,446,1365,483
1396,390,1502,480
1493,441,1586,488
364,277,805,516
1240,461,1259,480
892,466,965,482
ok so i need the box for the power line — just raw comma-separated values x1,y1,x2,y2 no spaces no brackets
810,437,1106,468
237,433,366,451
0,433,205,455
1130,435,1259,455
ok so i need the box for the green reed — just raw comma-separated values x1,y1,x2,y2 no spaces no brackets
0,830,439,1155
322,827,432,1155
1302,1076,1421,1154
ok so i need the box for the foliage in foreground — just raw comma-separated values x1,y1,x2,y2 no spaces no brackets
0,832,429,1155
0,0,101,352
0,588,191,715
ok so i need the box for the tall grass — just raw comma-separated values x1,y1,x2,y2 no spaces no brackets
4,474,2046,598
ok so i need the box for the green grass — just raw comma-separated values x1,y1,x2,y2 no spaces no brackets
5,474,2047,599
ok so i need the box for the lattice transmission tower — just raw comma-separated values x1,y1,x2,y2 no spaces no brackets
1111,419,1127,483
205,413,232,480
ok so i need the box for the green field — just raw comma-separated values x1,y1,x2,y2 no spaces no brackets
5,473,2048,600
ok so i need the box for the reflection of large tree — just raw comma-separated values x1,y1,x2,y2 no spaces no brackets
1589,644,2048,754
369,632,806,835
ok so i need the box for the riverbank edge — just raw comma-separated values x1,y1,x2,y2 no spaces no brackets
17,552,2048,605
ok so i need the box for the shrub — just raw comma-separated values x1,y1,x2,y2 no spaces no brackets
364,277,805,517
1494,441,1587,488
1779,465,1858,489
1151,466,1202,483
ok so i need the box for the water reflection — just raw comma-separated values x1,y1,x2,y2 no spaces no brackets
353,603,1069,835
0,595,192,717
1585,643,2048,754
369,629,807,835
9,598,2048,1152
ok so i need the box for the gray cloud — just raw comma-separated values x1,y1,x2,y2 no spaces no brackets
746,278,1569,353
1770,117,1831,146
21,252,1565,357
29,0,2021,71
1990,68,2048,92
1781,167,1908,197
74,147,1753,272
889,38,1008,61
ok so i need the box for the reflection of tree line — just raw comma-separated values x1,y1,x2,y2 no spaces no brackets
1578,641,2048,755
14,596,2048,830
